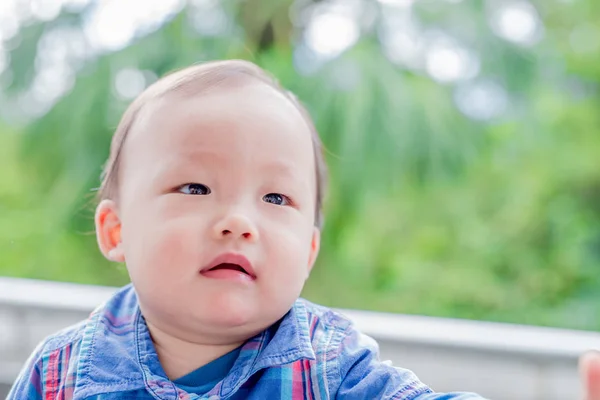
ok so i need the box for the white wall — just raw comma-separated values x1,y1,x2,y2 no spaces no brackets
1,277,598,399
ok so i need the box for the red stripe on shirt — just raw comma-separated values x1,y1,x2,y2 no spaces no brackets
45,349,61,400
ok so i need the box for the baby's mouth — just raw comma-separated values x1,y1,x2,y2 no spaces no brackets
200,253,257,282
208,263,249,275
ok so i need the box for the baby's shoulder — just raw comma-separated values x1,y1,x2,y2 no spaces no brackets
41,318,88,352
6,317,90,400
29,317,88,372
293,298,357,347
296,297,356,325
33,284,134,362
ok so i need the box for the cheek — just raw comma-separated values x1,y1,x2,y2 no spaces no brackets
120,201,202,279
264,223,313,283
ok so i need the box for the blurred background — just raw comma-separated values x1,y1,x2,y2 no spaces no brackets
0,0,599,332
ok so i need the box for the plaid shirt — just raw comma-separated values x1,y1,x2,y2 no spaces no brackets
8,284,484,399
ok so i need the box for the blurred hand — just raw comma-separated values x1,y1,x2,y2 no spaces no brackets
581,352,600,400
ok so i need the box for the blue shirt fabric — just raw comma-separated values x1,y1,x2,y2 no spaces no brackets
7,284,487,399
173,347,241,394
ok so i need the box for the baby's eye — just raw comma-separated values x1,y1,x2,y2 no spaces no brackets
263,193,291,206
178,183,211,195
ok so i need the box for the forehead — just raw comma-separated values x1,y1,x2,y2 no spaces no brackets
121,83,316,178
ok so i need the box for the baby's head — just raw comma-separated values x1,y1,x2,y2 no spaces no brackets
94,60,327,344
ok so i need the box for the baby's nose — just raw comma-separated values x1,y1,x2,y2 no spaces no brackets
213,214,259,242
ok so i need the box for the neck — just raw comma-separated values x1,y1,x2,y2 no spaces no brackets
146,320,244,380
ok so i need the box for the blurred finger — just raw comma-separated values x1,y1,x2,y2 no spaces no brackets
580,351,600,400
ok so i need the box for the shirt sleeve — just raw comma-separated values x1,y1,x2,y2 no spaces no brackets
6,341,45,400
333,326,487,400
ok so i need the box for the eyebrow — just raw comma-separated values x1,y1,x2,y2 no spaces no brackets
148,152,214,182
151,151,312,187
154,150,224,171
260,158,313,180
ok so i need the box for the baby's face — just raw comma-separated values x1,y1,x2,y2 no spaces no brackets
99,83,320,343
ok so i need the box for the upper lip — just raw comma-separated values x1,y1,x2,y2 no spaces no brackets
200,253,257,279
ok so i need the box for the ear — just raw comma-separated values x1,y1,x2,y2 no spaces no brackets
306,227,321,276
95,199,125,262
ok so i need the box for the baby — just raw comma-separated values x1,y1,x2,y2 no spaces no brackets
6,59,589,399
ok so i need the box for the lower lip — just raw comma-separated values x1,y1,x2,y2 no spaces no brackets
200,269,255,283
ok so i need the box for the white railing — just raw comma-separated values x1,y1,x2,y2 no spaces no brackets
1,277,598,400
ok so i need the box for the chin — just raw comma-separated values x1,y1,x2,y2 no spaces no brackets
201,293,260,328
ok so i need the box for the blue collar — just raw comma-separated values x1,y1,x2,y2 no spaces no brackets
73,284,316,399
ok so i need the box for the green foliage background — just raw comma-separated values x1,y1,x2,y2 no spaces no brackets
1,0,599,330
